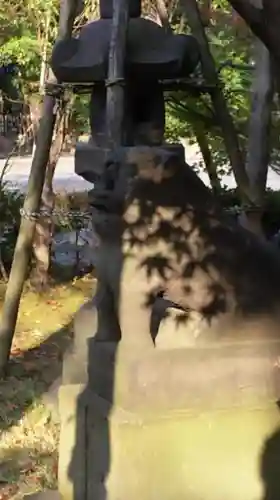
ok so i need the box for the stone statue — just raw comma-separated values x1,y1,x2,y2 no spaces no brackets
51,0,200,167
51,0,202,349
52,2,280,500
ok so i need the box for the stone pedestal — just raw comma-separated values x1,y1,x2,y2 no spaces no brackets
58,337,280,500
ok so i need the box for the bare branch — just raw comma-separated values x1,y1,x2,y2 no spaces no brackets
156,0,173,33
227,0,280,63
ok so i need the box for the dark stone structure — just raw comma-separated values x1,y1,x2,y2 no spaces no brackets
51,2,280,500
51,0,200,177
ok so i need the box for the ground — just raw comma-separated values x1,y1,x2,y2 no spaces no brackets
0,274,95,499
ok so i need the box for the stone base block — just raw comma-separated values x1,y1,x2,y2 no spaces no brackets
58,340,280,500
74,142,186,184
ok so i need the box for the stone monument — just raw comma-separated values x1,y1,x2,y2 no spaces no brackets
51,1,280,499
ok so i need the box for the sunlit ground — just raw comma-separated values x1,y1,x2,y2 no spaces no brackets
0,274,94,499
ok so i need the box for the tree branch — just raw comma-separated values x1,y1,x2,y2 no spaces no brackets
180,0,250,202
156,0,173,33
227,0,280,63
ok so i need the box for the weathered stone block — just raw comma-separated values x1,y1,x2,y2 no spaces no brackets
75,142,185,185
75,142,110,183
58,340,280,500
105,406,279,500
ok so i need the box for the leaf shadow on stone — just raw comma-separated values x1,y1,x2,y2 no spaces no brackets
67,155,280,500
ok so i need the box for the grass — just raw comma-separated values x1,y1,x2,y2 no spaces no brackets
0,273,95,499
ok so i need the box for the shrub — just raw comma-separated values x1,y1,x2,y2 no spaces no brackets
1,180,280,281
0,182,24,270
54,191,91,233
219,187,280,238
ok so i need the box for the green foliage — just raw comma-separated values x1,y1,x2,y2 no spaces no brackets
0,184,24,267
0,0,96,132
71,94,91,136
165,0,255,182
0,36,41,84
0,0,57,96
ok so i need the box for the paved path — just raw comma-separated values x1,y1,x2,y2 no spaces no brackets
1,152,280,193
0,155,92,193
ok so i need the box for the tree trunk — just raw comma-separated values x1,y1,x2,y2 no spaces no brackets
39,10,51,93
29,97,42,157
0,95,56,376
193,124,221,194
180,0,250,204
239,38,273,238
106,0,129,147
31,106,66,290
226,0,280,65
0,248,8,282
156,0,173,33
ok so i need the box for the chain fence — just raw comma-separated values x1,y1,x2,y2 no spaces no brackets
18,203,262,223
0,207,97,281
1,199,280,282
19,207,93,224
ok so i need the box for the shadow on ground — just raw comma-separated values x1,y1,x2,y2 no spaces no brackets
0,320,72,434
260,425,280,500
0,446,58,496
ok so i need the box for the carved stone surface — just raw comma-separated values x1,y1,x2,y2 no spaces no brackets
51,18,200,84
58,338,280,500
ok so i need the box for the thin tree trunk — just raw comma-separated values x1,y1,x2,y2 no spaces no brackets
194,125,221,194
106,0,129,147
0,95,56,375
39,11,51,93
239,38,273,237
180,0,250,204
156,0,173,33
0,248,8,282
0,0,78,377
226,0,280,65
32,106,66,289
199,0,212,26
29,97,42,158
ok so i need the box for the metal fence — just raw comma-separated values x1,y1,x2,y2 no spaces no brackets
0,113,22,137
0,99,34,156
